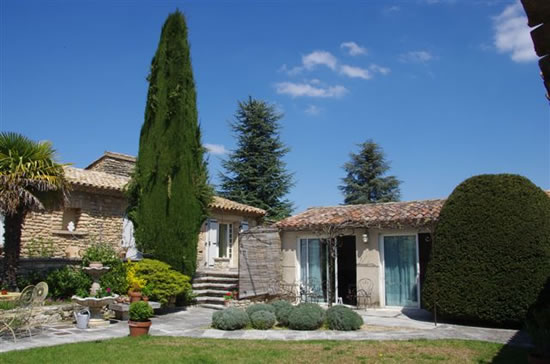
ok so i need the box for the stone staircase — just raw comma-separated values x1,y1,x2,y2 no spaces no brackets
192,270,238,310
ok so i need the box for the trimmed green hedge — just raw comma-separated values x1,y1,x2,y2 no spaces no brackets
326,305,363,331
246,303,275,317
212,308,250,330
423,174,550,327
288,303,325,330
250,310,276,330
270,300,294,327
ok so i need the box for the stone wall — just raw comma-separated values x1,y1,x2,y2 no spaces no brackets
20,187,127,258
86,156,134,177
0,257,81,277
0,304,76,326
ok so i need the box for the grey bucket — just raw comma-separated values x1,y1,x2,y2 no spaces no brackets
74,309,90,329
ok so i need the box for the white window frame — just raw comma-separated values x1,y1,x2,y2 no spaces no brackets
378,232,420,309
296,236,337,304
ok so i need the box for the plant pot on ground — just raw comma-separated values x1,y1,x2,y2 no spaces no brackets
141,284,153,302
128,301,154,337
129,290,142,303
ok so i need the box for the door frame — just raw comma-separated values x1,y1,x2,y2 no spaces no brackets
207,219,219,267
296,236,337,304
379,232,420,308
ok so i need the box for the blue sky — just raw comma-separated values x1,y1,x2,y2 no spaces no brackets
1,0,549,213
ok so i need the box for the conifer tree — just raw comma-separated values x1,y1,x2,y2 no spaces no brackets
219,97,293,221
127,11,212,275
339,140,400,204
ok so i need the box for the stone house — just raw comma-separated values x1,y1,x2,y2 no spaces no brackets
275,199,445,308
274,190,550,308
1,152,265,273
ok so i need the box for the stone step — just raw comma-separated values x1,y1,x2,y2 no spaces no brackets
200,303,225,310
192,282,238,290
194,289,234,297
195,296,226,305
195,270,238,279
193,276,238,284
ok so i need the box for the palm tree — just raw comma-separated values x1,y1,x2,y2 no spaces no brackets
0,132,69,289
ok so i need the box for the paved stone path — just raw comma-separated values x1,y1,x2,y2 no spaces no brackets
0,306,531,353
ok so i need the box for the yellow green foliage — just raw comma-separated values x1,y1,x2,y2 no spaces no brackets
132,259,192,305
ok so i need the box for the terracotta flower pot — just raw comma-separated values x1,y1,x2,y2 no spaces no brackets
128,320,152,337
129,291,142,303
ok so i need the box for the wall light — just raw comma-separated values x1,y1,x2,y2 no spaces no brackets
362,233,368,244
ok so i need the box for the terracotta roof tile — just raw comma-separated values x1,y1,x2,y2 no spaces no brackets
211,196,266,216
64,166,129,192
276,199,445,230
64,166,265,216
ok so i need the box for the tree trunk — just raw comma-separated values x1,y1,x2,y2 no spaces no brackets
3,210,24,290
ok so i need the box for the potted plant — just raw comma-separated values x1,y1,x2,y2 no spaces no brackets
128,301,154,337
224,291,233,307
141,284,153,302
127,262,146,303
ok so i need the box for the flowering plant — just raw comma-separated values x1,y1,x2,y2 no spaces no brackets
126,261,146,292
224,292,233,301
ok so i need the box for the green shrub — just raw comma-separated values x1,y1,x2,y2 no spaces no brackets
423,174,550,327
288,303,325,330
526,277,550,358
133,259,192,305
326,305,363,331
212,308,250,330
246,303,275,318
81,242,120,267
99,262,128,295
16,271,47,290
129,301,154,322
250,310,276,330
46,266,92,299
270,299,294,326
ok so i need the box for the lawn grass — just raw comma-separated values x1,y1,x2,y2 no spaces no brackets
0,337,528,364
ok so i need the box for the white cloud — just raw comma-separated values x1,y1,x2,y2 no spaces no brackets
279,63,303,76
339,64,372,80
275,82,348,98
383,5,401,13
204,143,228,155
302,51,338,70
305,105,321,115
369,64,391,75
340,41,367,56
400,50,434,63
493,2,537,63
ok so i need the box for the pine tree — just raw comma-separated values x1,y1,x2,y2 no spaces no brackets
219,97,293,221
126,11,212,276
339,140,401,204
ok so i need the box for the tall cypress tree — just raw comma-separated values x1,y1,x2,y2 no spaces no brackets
219,97,293,221
339,140,401,204
127,11,212,276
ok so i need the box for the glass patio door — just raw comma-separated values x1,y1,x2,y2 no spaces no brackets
383,235,418,307
299,238,328,302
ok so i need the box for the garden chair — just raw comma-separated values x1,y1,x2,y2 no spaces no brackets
356,278,373,310
0,285,35,343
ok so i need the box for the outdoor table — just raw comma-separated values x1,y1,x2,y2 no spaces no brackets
109,301,161,321
0,292,21,301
